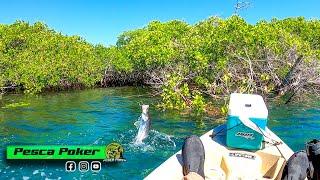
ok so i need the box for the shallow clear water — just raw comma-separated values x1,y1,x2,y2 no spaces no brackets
0,87,319,179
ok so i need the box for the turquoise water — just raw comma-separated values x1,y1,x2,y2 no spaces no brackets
0,87,319,179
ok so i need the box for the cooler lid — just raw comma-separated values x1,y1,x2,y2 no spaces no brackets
228,93,268,118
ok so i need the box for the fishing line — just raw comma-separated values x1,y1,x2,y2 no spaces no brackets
251,122,287,162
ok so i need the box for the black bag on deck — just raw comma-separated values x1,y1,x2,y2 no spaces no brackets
306,139,320,180
282,139,320,180
281,151,310,180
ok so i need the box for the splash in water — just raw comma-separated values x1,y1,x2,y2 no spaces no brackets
120,129,176,152
110,104,176,153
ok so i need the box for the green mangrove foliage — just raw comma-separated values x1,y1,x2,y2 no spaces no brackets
113,16,320,113
1,16,320,114
0,21,104,93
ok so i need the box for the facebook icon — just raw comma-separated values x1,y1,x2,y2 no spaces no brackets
65,161,76,172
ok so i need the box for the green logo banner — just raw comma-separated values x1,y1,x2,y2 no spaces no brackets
7,144,124,160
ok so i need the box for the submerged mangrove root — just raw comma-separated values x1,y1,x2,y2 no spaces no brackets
101,70,145,87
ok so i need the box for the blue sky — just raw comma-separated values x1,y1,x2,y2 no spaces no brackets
1,0,319,46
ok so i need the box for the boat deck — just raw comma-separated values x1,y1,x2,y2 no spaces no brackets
145,125,295,180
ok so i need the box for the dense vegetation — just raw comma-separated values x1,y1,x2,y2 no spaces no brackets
0,21,104,93
1,16,319,114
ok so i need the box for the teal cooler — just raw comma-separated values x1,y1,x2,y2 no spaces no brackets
226,93,268,150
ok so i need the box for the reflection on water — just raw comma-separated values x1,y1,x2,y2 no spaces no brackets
0,87,319,179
